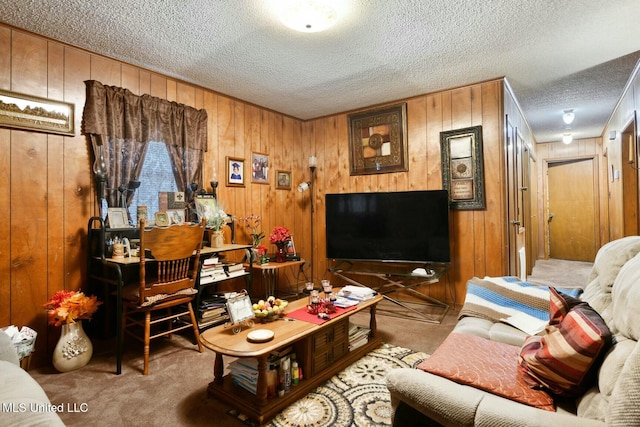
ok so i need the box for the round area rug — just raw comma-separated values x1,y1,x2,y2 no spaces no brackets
267,344,429,427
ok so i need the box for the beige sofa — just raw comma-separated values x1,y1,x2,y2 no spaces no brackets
0,331,65,426
386,236,640,426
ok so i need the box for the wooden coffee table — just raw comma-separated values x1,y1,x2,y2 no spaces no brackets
200,291,383,425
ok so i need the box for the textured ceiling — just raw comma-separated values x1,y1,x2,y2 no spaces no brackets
2,0,640,142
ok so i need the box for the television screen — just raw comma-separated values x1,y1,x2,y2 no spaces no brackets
325,190,450,264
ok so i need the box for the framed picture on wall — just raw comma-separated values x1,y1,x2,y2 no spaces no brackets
0,89,75,136
226,156,245,187
440,125,486,210
347,103,408,176
251,152,269,184
276,170,291,190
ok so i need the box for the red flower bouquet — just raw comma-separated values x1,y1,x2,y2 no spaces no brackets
269,226,291,244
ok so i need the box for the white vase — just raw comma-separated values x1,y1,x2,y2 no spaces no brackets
52,321,93,372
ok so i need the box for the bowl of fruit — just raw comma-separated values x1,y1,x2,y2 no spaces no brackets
252,296,289,322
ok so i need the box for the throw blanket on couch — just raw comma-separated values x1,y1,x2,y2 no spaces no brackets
459,276,582,334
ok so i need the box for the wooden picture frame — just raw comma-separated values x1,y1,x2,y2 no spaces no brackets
251,152,269,184
347,103,408,175
107,207,130,228
155,211,169,226
0,89,75,136
440,125,486,210
226,156,245,187
276,170,291,190
167,209,185,225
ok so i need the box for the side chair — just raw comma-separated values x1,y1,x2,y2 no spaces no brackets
121,218,205,374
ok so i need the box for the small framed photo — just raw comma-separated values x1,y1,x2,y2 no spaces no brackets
285,236,296,256
251,152,269,184
226,156,245,187
155,211,169,227
107,207,130,228
276,170,291,190
167,209,185,225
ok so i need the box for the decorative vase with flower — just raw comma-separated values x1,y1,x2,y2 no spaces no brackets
243,214,265,262
270,226,291,263
43,290,102,372
199,199,228,248
256,245,268,264
243,214,265,248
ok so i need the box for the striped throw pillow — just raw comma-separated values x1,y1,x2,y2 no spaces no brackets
518,287,612,397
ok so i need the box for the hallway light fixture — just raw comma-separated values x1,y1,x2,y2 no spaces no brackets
562,109,575,125
278,0,338,33
562,133,573,145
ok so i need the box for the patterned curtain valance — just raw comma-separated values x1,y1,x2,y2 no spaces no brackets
81,80,207,151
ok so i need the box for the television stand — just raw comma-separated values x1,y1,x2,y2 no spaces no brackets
329,260,449,324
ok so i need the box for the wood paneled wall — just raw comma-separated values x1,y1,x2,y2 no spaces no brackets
603,60,640,241
1,24,514,368
0,25,306,367
303,82,509,307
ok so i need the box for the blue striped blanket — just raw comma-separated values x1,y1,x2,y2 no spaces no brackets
458,276,582,333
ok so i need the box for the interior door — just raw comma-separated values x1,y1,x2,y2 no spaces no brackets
505,118,519,276
621,116,638,236
547,158,598,261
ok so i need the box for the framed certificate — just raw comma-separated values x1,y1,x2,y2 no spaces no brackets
226,293,255,325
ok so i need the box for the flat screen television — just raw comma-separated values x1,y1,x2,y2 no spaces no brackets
325,190,450,265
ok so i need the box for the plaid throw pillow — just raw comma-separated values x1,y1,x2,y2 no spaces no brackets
518,287,612,397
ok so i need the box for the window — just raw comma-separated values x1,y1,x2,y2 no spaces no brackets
130,141,178,224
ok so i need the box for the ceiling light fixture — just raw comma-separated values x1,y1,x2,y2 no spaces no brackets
562,133,573,145
562,109,575,125
278,0,337,33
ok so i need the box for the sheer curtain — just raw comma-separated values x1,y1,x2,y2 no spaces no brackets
81,80,207,216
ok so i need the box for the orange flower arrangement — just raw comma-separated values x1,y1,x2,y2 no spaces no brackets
43,290,102,327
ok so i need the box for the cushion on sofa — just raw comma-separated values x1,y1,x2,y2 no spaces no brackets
417,332,555,411
519,288,611,397
581,235,640,328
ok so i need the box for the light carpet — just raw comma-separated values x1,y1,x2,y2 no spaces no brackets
230,344,429,427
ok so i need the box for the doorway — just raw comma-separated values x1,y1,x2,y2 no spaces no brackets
546,157,599,262
621,115,638,236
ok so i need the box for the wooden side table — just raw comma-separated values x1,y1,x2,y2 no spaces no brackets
248,259,305,299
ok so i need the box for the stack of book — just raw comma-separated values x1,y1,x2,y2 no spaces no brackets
200,260,246,284
348,322,370,351
198,295,229,328
228,358,259,394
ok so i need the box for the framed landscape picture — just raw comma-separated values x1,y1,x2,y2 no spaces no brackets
0,89,75,136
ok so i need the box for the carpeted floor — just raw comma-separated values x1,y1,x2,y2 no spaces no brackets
263,344,428,427
527,257,593,289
